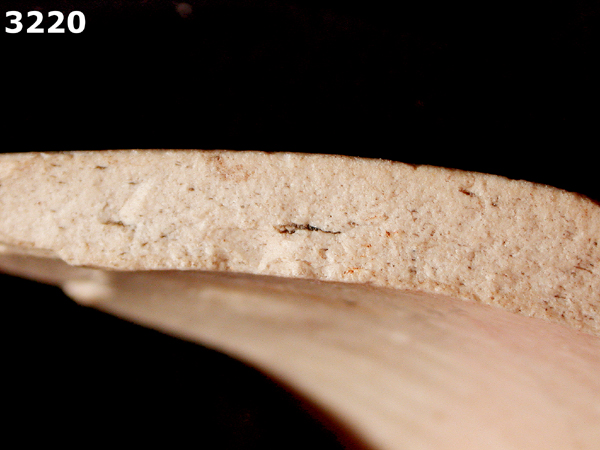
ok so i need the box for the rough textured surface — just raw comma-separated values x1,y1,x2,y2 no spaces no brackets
0,150,599,335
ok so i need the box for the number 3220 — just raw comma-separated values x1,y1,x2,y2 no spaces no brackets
6,11,86,34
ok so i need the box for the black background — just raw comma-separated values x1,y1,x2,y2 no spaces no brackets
2,0,599,447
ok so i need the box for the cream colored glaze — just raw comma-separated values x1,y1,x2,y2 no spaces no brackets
1,254,599,450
